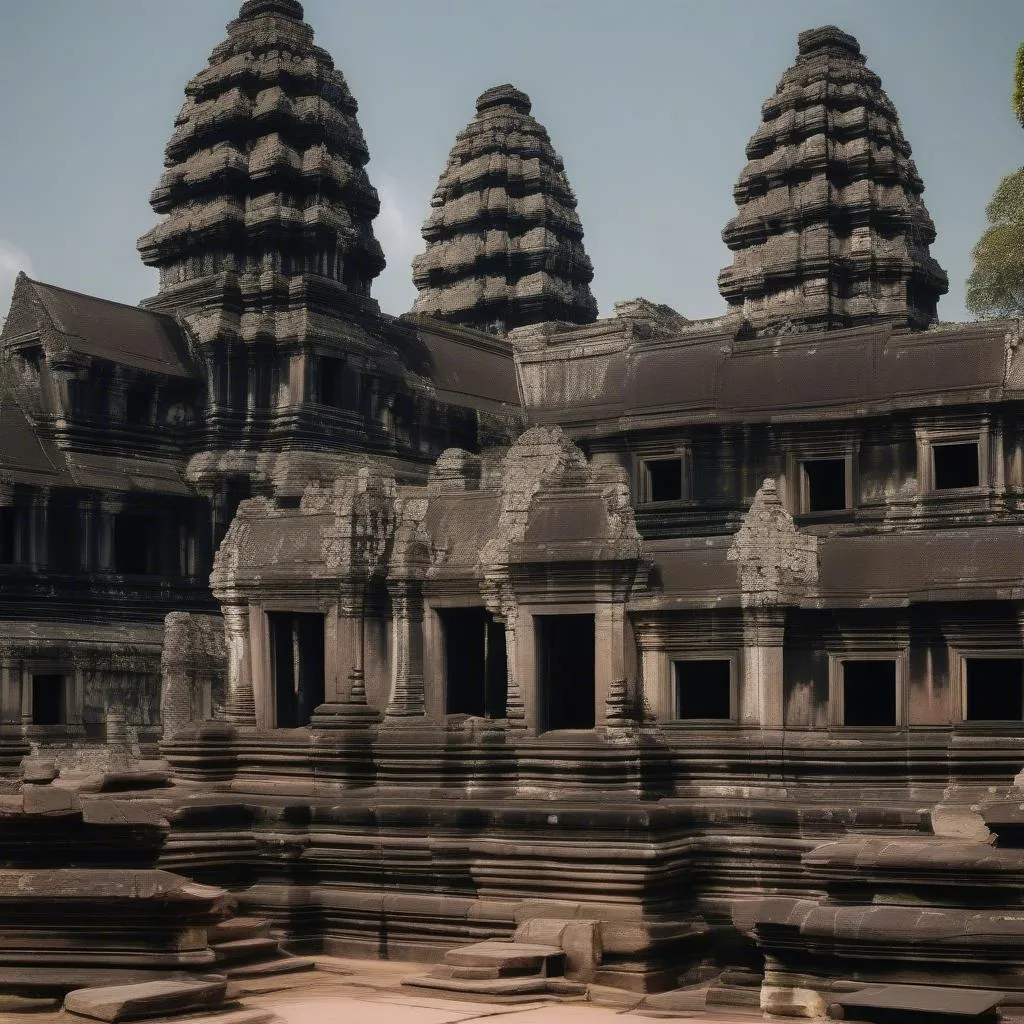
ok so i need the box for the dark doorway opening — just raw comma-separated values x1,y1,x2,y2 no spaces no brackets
933,442,980,490
269,612,326,728
114,513,154,574
0,508,19,564
317,357,345,407
125,386,153,425
842,660,897,726
965,658,1024,721
675,659,732,720
441,607,507,718
536,613,595,731
32,674,64,726
803,458,847,512
644,458,684,502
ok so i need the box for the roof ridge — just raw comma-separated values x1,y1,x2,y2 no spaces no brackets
26,277,178,323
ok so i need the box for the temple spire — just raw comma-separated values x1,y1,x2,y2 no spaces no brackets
138,0,384,320
718,26,948,335
411,84,598,334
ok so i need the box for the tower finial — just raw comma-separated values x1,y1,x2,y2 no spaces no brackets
237,0,304,22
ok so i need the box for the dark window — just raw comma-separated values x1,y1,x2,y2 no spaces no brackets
803,458,847,512
125,387,152,425
675,660,732,720
842,660,897,727
933,442,980,490
269,612,326,728
32,674,64,726
0,508,19,564
114,513,154,575
644,458,684,502
536,614,595,731
48,500,79,572
441,607,507,719
317,357,345,407
965,658,1024,721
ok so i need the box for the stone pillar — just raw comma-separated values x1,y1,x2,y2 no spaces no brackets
501,606,528,732
739,610,785,728
222,602,256,726
20,665,32,730
385,580,425,718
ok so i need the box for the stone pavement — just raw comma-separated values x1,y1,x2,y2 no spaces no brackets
240,958,767,1024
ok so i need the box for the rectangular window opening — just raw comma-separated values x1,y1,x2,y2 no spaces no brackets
32,674,65,726
114,513,155,575
842,660,897,727
0,508,19,565
933,442,980,490
675,659,732,720
441,607,507,719
536,613,595,731
269,612,326,728
803,458,848,512
965,658,1024,722
125,387,153,425
318,357,345,407
644,458,685,503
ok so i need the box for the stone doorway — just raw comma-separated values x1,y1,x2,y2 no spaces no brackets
536,613,595,731
441,607,508,718
268,612,325,727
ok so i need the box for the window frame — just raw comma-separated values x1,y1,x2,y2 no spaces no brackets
670,652,739,725
636,447,692,505
953,649,1024,725
799,455,853,514
827,651,907,729
917,425,989,495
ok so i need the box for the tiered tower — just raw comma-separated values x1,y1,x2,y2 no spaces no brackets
412,84,598,333
138,0,385,337
718,25,948,334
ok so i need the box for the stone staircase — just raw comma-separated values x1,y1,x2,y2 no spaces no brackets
404,939,587,997
208,916,316,983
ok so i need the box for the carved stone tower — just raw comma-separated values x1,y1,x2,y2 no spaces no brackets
411,84,598,334
718,26,949,335
138,0,385,338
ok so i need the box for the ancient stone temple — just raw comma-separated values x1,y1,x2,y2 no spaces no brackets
4,8,1024,1023
412,84,599,333
718,25,949,335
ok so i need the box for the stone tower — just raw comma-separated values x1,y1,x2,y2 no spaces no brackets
718,26,948,335
138,0,385,335
411,84,598,334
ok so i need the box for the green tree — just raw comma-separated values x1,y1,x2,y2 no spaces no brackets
965,43,1024,318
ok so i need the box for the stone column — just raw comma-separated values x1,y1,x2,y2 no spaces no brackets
739,609,785,728
385,580,425,718
222,602,256,726
501,605,528,732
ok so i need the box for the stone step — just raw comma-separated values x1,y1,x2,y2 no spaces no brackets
0,967,224,998
208,917,272,945
827,984,1004,1022
63,976,227,1023
224,956,316,979
406,974,555,996
448,965,502,980
212,937,282,965
443,940,566,977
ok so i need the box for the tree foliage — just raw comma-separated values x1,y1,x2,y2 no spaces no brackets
1015,42,1024,129
966,169,1024,318
966,45,1024,318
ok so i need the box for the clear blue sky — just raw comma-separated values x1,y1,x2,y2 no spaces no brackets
1,0,1022,325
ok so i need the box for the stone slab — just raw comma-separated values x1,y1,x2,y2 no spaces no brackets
829,984,1004,1019
63,976,227,1022
443,940,564,972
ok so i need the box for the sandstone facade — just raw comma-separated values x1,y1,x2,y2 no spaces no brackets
3,4,1024,1016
